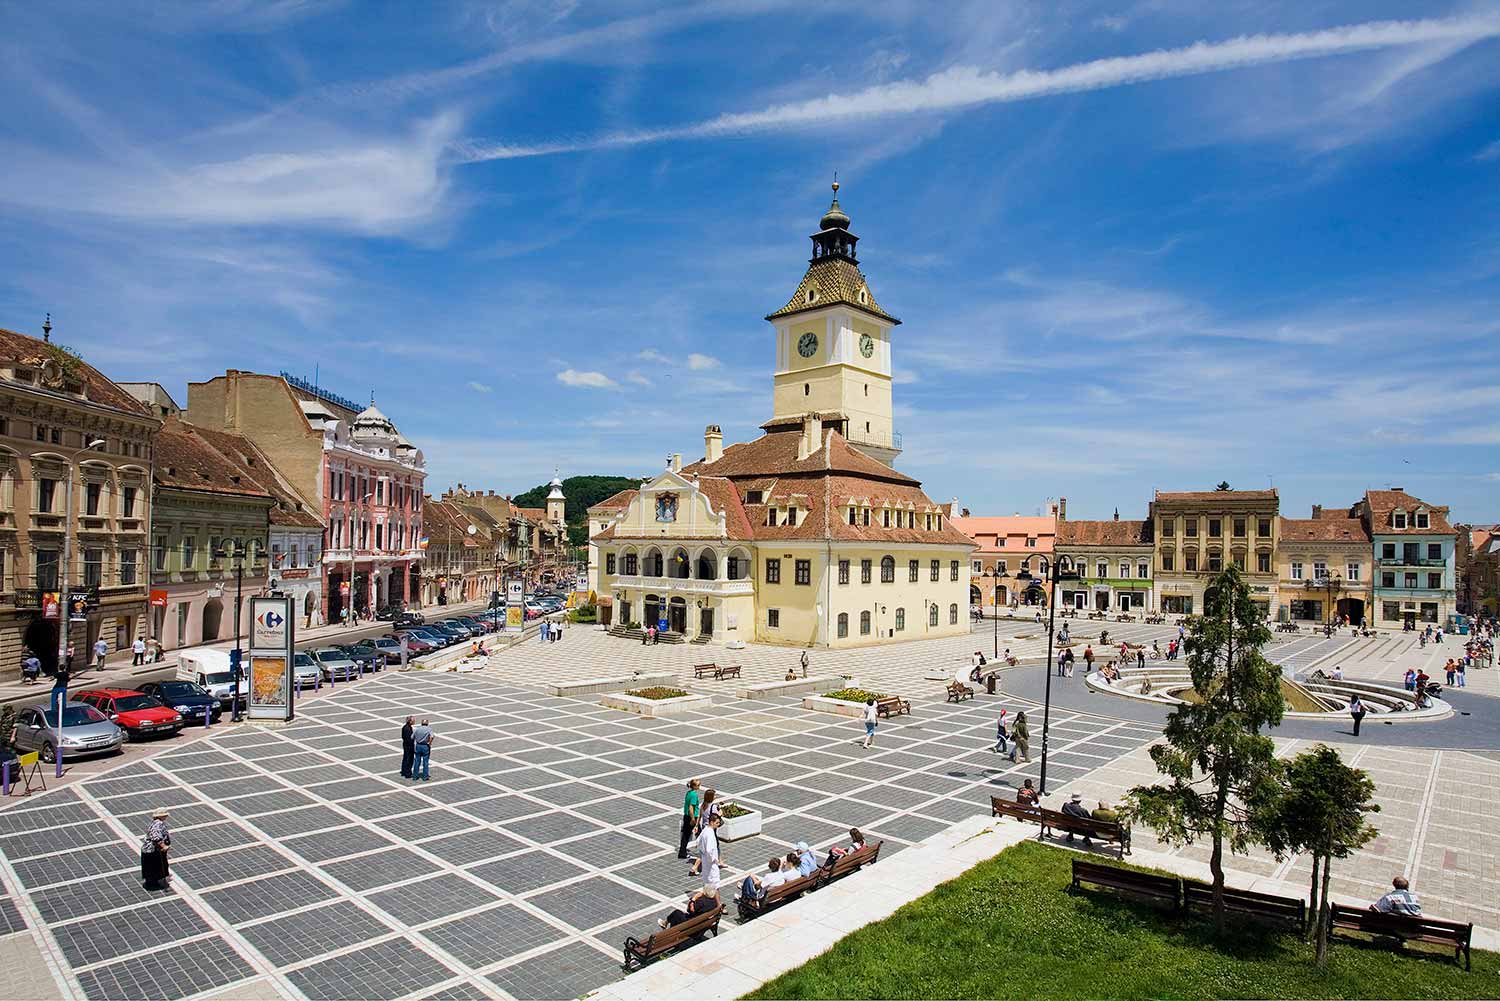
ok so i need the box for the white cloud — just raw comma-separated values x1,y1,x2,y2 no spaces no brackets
638,348,671,364
556,368,618,388
457,15,1500,162
687,352,721,370
466,381,492,393
1477,139,1500,161
625,370,653,386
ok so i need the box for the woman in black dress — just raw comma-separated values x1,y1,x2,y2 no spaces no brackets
141,808,171,889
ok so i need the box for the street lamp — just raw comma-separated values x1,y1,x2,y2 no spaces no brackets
347,492,374,627
1039,559,1081,796
54,436,107,777
992,569,1010,660
214,542,249,721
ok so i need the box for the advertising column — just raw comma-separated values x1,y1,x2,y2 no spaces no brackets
248,595,296,721
505,579,524,633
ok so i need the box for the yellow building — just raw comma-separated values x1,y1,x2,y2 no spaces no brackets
1276,512,1372,626
591,186,973,647
1150,488,1280,618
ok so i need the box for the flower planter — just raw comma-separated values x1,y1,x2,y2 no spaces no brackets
600,691,712,717
718,806,762,842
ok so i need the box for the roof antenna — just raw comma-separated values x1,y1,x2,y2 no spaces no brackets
41,313,51,343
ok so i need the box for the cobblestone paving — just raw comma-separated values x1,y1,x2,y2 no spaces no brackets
0,666,1161,1000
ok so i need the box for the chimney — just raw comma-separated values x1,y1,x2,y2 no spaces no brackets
962,507,971,517
671,453,682,473
1311,504,1322,518
797,413,819,461
1113,507,1119,522
1058,497,1067,520
704,424,723,464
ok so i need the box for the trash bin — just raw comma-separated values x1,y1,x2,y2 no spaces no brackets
986,673,996,695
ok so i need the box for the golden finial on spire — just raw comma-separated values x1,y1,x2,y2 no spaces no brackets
832,171,839,194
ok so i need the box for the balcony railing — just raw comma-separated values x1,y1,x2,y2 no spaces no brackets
844,427,902,451
1378,557,1446,567
610,574,754,597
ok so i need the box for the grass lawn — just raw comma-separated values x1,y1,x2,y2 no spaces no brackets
747,841,1495,1000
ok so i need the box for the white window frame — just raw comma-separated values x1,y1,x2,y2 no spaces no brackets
1290,562,1303,580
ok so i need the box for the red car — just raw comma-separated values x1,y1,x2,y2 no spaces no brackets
386,632,435,655
74,688,184,741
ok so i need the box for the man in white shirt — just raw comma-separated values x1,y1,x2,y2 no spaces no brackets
862,699,878,748
131,636,146,666
93,638,109,671
696,813,721,890
1370,875,1422,916
738,857,789,903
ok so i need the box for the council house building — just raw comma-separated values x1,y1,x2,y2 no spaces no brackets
590,185,974,647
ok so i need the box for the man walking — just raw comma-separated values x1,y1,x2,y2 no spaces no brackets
132,636,146,666
1010,710,1030,763
1083,644,1094,676
400,716,415,779
411,717,434,780
862,698,878,749
992,709,1010,754
93,637,108,672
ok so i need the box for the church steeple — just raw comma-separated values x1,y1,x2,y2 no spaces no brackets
811,180,858,263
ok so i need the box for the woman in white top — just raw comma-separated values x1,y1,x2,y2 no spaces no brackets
862,699,878,748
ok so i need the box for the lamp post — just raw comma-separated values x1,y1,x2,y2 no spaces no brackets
214,542,249,721
992,570,1009,660
54,437,107,777
1039,560,1081,796
347,492,373,627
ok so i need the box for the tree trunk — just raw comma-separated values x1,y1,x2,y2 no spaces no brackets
1305,852,1322,942
1316,840,1334,968
1210,779,1230,931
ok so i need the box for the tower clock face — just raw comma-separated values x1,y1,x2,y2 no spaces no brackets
859,333,875,358
797,332,818,358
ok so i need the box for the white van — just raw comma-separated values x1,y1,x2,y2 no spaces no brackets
175,649,249,706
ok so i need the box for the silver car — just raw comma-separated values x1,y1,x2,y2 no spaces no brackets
291,651,322,688
309,647,360,681
11,703,124,763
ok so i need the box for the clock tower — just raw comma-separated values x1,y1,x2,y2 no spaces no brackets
766,182,902,466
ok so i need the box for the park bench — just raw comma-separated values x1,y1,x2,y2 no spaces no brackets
692,663,743,680
736,870,820,922
875,695,910,718
820,841,882,885
1183,879,1305,933
1069,859,1180,908
946,682,974,702
1038,807,1131,859
622,901,724,971
991,796,1042,825
1327,904,1472,970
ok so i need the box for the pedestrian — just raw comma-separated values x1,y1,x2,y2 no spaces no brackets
1055,648,1066,677
1083,644,1094,675
1011,710,1030,763
140,808,171,890
20,650,41,685
65,642,76,672
1136,647,1145,670
93,637,108,671
131,636,146,666
641,625,649,646
50,665,70,716
148,637,162,663
400,716,415,779
862,698,878,748
411,717,434,780
1456,658,1466,688
678,778,701,860
800,650,809,678
1349,694,1366,736
1403,668,1416,691
992,709,1010,754
695,813,722,891
540,620,549,643
1064,648,1075,677
652,624,660,645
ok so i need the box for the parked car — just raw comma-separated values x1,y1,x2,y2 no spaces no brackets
424,623,466,644
350,637,404,665
386,632,435,656
374,603,406,621
74,689,183,742
309,647,361,681
291,651,322,687
11,703,123,763
332,643,380,672
440,620,476,639
176,649,249,708
391,611,426,630
408,626,453,647
137,680,223,725
454,616,494,634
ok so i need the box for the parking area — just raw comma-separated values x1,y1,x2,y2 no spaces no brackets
0,668,1159,1000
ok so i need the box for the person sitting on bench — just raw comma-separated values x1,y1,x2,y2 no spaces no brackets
1091,800,1119,823
1061,792,1095,845
824,828,866,866
793,841,819,876
1370,875,1422,916
657,886,719,929
738,857,790,903
1016,778,1040,809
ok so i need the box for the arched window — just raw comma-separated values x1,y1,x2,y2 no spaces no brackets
895,607,905,631
837,613,848,638
928,604,938,627
880,556,895,583
949,603,959,624
623,552,638,576
860,610,871,635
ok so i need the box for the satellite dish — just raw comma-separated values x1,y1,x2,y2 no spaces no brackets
467,525,477,535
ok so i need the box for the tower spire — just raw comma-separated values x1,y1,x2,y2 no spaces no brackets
41,313,51,343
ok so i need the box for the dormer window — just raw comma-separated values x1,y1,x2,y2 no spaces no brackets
745,490,763,505
858,287,869,305
785,506,798,527
806,287,818,304
1415,510,1429,529
1393,510,1407,529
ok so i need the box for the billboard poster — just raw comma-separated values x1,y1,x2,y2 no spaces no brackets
248,595,295,721
506,606,524,630
250,656,287,711
505,579,525,632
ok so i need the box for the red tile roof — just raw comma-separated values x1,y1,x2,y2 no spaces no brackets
1056,519,1153,546
589,489,638,511
0,327,152,416
1279,517,1370,544
1363,489,1454,535
154,418,272,500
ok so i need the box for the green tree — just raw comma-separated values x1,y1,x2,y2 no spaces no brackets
1259,744,1379,965
1127,566,1284,931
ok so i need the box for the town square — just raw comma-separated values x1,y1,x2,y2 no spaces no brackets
1,3,1499,1000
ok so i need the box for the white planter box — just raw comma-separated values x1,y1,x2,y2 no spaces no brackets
600,691,712,717
802,695,870,718
718,808,762,842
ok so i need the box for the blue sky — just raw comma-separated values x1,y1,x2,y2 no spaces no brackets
2,1,1498,523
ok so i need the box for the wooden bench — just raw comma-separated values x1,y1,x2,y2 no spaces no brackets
1069,859,1180,908
1038,807,1131,859
875,696,910,718
1183,879,1305,933
820,840,882,885
622,901,724,971
716,664,742,680
736,870,820,922
991,796,1042,825
1327,904,1472,970
946,682,974,702
692,663,742,681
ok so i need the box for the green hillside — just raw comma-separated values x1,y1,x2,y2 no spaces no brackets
512,475,642,547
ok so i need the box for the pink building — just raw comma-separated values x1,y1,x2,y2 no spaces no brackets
950,500,1062,609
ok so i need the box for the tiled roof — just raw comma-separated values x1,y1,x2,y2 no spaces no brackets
765,256,899,324
0,327,152,416
1279,517,1370,544
589,489,638,511
1154,489,1278,502
154,418,273,500
188,425,324,530
423,499,480,547
950,515,1056,555
1363,489,1454,535
1056,519,1153,547
684,426,918,485
698,477,756,541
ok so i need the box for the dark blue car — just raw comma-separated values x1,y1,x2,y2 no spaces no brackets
137,680,224,724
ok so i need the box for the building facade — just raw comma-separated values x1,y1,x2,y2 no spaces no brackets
0,327,160,678
591,188,973,647
1150,489,1280,618
951,508,1059,611
1054,514,1154,613
1275,510,1372,625
1353,489,1456,629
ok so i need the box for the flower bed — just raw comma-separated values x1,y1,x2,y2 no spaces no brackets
823,687,888,703
625,687,688,700
718,800,762,841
